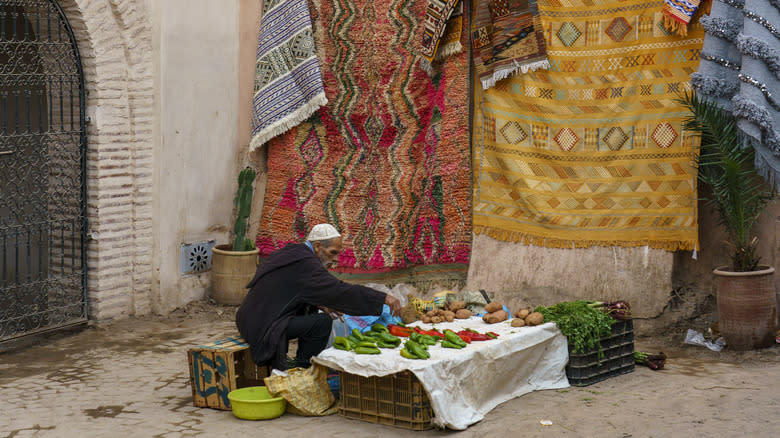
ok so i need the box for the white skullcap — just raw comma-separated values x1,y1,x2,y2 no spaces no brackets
306,223,341,242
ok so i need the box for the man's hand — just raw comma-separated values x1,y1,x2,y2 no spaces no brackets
319,306,344,321
384,294,402,317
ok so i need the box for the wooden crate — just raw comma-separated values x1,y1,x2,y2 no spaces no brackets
187,336,270,410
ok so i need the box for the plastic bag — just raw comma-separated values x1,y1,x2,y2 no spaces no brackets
684,328,726,352
264,364,338,416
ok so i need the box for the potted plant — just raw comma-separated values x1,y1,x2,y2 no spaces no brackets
680,91,778,350
211,167,259,305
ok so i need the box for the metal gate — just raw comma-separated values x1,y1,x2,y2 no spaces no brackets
0,0,87,341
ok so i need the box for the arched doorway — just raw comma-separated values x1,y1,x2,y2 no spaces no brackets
0,0,87,341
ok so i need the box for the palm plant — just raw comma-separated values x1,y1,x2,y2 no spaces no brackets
679,91,777,271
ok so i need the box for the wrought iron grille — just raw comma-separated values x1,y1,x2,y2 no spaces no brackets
0,0,87,341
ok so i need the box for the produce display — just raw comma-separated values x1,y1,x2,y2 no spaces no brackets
481,301,509,324
534,300,630,354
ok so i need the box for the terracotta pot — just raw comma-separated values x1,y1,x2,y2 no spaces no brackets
714,266,777,350
210,244,259,305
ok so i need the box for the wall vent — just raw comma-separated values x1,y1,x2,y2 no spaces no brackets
180,240,217,275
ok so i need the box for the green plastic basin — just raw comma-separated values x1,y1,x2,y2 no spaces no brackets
228,386,286,420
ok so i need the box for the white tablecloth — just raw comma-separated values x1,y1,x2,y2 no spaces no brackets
313,318,570,430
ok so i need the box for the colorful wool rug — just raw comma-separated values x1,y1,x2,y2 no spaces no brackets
472,0,551,90
256,0,472,287
472,0,704,250
250,0,327,150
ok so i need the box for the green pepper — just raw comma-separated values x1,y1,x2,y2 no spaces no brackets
405,340,430,359
371,323,390,333
357,341,377,348
333,336,351,351
400,348,418,359
355,346,381,354
409,332,423,344
444,329,467,347
376,340,398,349
420,334,438,345
351,328,366,341
347,335,360,348
378,332,401,345
441,340,464,349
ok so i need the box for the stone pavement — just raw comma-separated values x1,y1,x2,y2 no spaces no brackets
1,302,778,438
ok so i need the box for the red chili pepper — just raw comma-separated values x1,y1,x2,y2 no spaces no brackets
486,331,499,339
457,333,472,343
414,327,445,338
458,330,489,341
388,324,412,337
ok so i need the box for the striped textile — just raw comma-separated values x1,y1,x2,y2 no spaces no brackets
472,0,550,90
250,0,327,150
662,0,704,35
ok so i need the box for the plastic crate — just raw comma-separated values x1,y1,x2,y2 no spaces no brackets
565,319,635,387
338,370,433,430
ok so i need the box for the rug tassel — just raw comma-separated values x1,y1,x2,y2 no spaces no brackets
435,41,463,60
662,13,689,37
474,226,698,251
249,92,328,151
481,60,551,90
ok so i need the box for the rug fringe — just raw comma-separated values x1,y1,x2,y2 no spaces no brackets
419,58,435,75
473,225,698,251
435,41,463,60
249,92,328,151
481,59,550,90
662,13,689,37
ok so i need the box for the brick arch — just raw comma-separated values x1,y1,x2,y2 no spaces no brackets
56,0,154,320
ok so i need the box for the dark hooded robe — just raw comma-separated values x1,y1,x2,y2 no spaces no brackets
236,243,386,369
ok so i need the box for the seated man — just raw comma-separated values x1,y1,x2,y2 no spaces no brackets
236,224,401,370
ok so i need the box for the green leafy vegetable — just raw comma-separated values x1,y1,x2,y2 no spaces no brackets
535,301,614,355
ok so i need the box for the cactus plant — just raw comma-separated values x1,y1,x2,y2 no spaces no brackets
232,167,257,251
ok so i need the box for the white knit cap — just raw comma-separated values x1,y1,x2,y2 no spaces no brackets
306,223,341,242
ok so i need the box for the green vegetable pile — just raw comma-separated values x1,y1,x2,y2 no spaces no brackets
535,300,615,354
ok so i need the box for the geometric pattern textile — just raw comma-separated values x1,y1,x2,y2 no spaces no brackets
250,0,328,150
257,0,472,287
472,0,551,90
473,0,703,250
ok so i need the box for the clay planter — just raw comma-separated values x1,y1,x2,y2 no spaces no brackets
714,266,777,350
210,244,259,305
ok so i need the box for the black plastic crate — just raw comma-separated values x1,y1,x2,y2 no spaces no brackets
566,319,634,386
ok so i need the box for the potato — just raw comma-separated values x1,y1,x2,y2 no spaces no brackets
445,314,455,322
525,312,544,326
514,308,530,319
484,302,503,313
401,303,418,324
425,310,436,318
431,316,443,324
511,318,526,327
448,300,466,311
455,309,472,319
421,315,432,324
443,310,455,320
483,310,509,324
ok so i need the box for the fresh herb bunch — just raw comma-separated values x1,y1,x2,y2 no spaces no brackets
535,300,614,354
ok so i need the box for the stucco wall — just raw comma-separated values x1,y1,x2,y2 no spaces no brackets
154,0,243,313
56,0,262,320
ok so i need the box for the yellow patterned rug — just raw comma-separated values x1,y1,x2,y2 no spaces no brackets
472,0,703,250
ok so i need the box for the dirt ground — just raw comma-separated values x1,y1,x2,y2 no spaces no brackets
1,300,778,438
